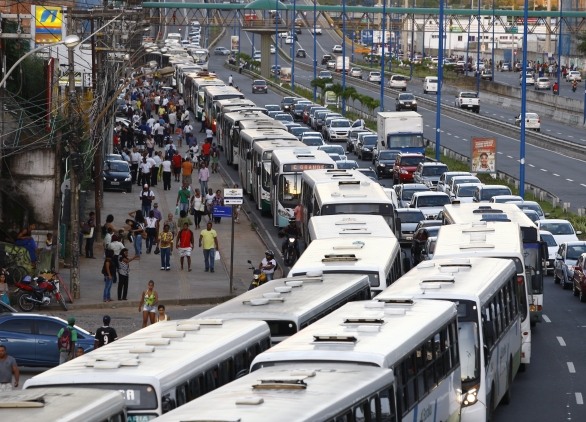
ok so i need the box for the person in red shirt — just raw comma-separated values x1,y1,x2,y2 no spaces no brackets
176,222,194,271
172,154,182,182
201,140,211,164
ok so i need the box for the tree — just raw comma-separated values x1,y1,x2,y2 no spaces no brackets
577,32,586,56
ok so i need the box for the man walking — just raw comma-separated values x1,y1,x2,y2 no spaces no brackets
198,162,210,195
57,317,78,364
94,315,118,349
0,345,19,391
176,183,192,214
199,221,219,272
139,183,155,216
176,222,194,272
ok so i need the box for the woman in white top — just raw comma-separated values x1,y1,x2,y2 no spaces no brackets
145,210,159,254
191,189,205,229
205,188,214,223
157,304,170,322
161,156,172,191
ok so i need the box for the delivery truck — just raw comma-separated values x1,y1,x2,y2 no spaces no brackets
376,111,426,155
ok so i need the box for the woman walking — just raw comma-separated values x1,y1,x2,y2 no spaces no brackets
145,210,158,254
117,248,138,301
158,224,174,271
191,189,205,229
127,210,146,256
212,190,224,224
139,280,159,327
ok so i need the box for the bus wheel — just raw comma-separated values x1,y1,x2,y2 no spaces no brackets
486,387,495,422
502,362,513,405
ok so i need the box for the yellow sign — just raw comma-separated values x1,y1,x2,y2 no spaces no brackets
35,6,63,44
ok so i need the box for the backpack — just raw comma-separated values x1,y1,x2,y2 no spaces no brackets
58,327,72,351
165,147,175,161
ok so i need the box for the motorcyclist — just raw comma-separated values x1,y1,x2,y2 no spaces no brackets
279,219,301,258
572,80,578,92
258,250,276,281
553,81,559,94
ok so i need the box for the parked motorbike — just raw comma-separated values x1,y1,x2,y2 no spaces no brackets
14,273,68,312
283,237,299,267
247,260,266,290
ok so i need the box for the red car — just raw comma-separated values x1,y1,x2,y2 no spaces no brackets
392,153,426,184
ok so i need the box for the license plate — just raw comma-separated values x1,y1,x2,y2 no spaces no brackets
111,181,120,185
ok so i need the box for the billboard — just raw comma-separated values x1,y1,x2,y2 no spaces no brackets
35,6,63,44
471,137,497,174
230,36,239,52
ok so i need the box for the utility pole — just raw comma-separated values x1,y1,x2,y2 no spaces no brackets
67,8,81,299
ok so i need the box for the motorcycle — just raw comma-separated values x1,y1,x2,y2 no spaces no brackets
247,260,266,290
572,82,577,92
553,84,559,95
283,237,299,267
14,273,68,312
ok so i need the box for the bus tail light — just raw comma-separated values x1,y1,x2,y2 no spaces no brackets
517,275,524,285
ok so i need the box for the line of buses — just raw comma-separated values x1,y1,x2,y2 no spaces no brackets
14,75,549,422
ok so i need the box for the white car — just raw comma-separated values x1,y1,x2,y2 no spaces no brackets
310,25,322,35
367,71,381,83
252,52,261,61
566,70,582,82
540,230,558,274
519,72,535,85
285,36,295,45
388,74,408,91
332,45,343,53
537,219,581,245
350,68,363,79
534,77,551,90
515,112,541,131
270,45,276,54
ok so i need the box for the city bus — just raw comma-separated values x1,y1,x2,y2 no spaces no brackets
175,67,202,96
191,48,210,70
202,85,245,132
238,128,298,196
288,236,403,296
301,174,397,238
24,319,271,420
376,257,522,421
251,139,306,215
197,273,371,344
184,75,224,120
270,149,336,227
217,110,274,166
433,221,532,368
250,299,461,422
152,364,398,422
0,387,126,422
439,203,547,326
307,214,396,243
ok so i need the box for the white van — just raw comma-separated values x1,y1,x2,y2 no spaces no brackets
423,76,438,94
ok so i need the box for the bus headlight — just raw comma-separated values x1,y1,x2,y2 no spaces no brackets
462,387,479,407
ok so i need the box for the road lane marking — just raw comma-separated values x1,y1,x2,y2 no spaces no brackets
507,155,513,159
568,362,576,373
553,173,560,176
540,168,547,172
557,336,566,347
576,393,584,405
542,315,551,322
567,179,574,182
581,184,586,188
529,164,535,167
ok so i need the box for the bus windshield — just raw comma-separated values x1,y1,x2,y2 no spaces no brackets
279,174,301,208
458,321,481,384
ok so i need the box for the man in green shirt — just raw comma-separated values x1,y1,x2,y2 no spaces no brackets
57,317,78,364
176,183,192,214
199,221,219,272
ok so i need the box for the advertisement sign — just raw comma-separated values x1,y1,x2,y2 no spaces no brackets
230,36,239,52
471,137,497,174
35,6,63,44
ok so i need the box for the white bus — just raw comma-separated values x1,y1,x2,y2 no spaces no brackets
301,175,397,238
251,139,306,215
288,236,402,296
0,387,126,422
197,273,371,344
202,85,245,133
152,364,398,422
251,300,461,422
433,221,532,367
217,110,274,167
271,149,336,227
377,257,522,421
24,319,271,420
238,128,298,196
307,214,396,243
439,203,547,326
191,48,209,70
184,75,224,120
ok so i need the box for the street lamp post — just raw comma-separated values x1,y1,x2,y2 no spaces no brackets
342,0,346,114
291,0,296,90
313,0,317,101
380,1,386,112
476,0,481,94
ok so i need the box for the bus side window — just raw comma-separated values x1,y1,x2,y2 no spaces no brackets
188,376,202,400
175,383,188,406
353,400,369,422
379,386,398,422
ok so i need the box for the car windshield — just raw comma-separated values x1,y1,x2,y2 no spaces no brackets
398,211,425,223
541,222,574,235
422,165,448,176
291,127,309,136
401,187,428,200
105,162,129,172
320,146,344,155
401,156,424,166
357,169,377,179
303,138,323,146
416,195,450,207
265,105,280,111
332,120,351,128
567,245,586,260
253,80,266,86
517,203,543,216
378,151,398,160
336,161,358,169
362,136,377,146
275,114,293,122
540,233,557,247
457,186,478,197
399,94,415,101
480,188,511,200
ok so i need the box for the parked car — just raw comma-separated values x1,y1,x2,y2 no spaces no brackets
554,242,586,289
373,150,401,178
388,74,408,91
332,45,343,53
367,71,382,83
103,160,132,193
394,208,426,245
350,68,363,79
395,93,418,111
394,183,430,208
538,219,581,245
515,112,541,131
534,77,551,90
252,79,268,94
213,47,230,55
0,313,95,367
565,70,582,82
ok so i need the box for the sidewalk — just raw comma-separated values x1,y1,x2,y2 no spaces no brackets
59,138,269,310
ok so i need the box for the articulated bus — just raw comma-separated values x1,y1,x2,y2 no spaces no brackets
184,75,224,120
197,273,371,344
377,257,522,421
433,221,532,368
288,236,403,296
238,128,298,196
250,300,461,422
0,387,126,422
153,364,399,422
251,139,306,215
307,214,396,243
24,319,271,420
218,111,276,167
203,85,246,133
270,149,336,227
440,203,547,326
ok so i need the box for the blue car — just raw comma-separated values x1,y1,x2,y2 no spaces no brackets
0,313,95,367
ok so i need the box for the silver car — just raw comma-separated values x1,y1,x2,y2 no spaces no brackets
350,68,363,79
534,77,551,90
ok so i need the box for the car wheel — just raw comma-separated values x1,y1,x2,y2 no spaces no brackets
580,288,586,303
423,89,427,94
